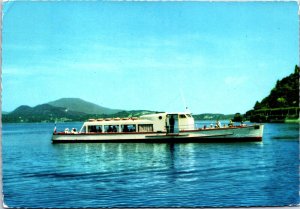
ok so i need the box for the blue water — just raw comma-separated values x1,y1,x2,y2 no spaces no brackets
2,121,299,208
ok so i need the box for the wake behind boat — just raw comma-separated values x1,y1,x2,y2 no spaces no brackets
52,112,264,143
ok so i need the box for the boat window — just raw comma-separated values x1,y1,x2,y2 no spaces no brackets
186,114,192,117
80,126,87,133
87,125,102,133
104,125,119,133
138,124,153,132
121,124,136,132
95,125,102,133
179,114,187,118
88,126,97,133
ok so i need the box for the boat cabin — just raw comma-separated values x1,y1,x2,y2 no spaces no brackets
79,112,195,134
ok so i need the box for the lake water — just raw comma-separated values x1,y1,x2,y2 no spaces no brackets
2,121,299,208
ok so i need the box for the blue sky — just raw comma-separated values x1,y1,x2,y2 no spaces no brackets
2,1,299,114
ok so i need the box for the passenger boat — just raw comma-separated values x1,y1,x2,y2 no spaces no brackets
52,112,264,143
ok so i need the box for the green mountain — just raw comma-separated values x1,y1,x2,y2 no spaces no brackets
2,104,87,123
2,99,153,123
48,98,122,115
245,65,299,122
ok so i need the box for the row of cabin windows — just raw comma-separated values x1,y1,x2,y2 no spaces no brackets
84,124,153,133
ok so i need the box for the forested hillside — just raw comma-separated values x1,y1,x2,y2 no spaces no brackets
246,65,299,122
254,65,299,109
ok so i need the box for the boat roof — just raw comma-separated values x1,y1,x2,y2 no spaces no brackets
141,112,192,116
84,112,193,126
166,112,192,115
83,118,153,126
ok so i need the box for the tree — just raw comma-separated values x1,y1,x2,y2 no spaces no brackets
294,65,299,74
233,113,243,122
254,101,262,110
277,97,287,107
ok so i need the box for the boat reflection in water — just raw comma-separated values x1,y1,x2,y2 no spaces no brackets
53,142,199,181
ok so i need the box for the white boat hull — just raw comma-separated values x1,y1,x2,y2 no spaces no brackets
52,124,264,143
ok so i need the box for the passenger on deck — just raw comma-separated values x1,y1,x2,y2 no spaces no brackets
216,120,221,128
91,126,96,132
123,125,129,132
131,126,136,132
228,120,233,127
240,121,246,127
112,126,117,132
107,126,113,132
97,126,102,133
